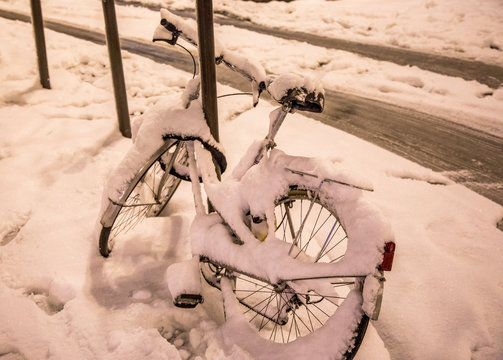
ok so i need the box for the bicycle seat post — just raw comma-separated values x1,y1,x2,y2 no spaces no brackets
266,106,290,145
253,106,290,165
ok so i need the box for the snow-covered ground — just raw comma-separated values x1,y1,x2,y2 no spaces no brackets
1,0,502,135
1,0,503,359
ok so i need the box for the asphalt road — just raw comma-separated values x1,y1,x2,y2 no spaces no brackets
1,8,502,208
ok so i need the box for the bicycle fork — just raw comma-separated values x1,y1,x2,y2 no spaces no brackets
165,140,235,308
166,141,206,308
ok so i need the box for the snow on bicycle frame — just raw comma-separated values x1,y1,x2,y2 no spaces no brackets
95,8,397,358
153,9,391,264
150,7,394,308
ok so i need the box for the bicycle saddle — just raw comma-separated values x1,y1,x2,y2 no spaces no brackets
266,73,325,113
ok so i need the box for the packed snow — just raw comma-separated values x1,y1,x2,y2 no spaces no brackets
1,0,503,359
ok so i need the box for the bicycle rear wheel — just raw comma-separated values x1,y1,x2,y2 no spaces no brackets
99,139,187,257
230,188,369,357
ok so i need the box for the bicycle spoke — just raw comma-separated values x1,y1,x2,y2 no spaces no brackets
239,281,275,316
235,288,277,294
258,293,291,333
310,293,341,312
242,293,270,316
305,302,315,332
306,304,330,331
320,235,347,261
236,276,274,290
258,292,275,330
318,231,346,262
298,199,304,249
236,282,272,302
307,204,324,243
274,294,285,342
329,253,346,263
288,310,304,342
248,290,275,323
275,205,287,230
113,200,151,238
277,206,288,242
292,307,313,333
285,200,339,262
287,311,295,342
296,210,332,259
151,164,157,196
258,290,289,330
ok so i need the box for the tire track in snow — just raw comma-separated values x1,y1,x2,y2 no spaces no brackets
1,8,502,207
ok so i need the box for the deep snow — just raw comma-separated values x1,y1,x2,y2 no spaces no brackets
1,1,503,359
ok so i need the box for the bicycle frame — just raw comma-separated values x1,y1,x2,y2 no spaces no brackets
96,9,396,352
166,101,386,317
150,9,392,320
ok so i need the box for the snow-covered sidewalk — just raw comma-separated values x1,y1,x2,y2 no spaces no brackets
1,6,503,360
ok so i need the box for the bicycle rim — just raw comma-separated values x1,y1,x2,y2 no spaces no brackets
99,140,187,257
231,188,367,351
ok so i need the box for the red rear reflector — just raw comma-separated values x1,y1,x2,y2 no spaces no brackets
381,242,395,271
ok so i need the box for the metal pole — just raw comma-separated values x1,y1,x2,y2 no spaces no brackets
30,0,50,89
195,0,220,210
102,0,131,138
195,0,219,143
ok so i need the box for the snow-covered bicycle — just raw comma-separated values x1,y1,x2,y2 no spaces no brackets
96,9,395,359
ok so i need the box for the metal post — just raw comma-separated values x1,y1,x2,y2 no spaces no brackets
195,0,219,143
30,0,50,89
102,0,131,138
195,0,220,210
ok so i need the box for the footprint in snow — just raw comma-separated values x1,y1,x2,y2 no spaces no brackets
24,280,76,316
158,326,208,358
24,288,65,315
0,211,30,246
0,348,27,360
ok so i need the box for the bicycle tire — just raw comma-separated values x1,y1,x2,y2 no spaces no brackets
99,139,187,257
201,187,370,356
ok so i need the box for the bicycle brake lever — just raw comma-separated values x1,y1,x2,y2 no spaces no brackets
153,19,180,46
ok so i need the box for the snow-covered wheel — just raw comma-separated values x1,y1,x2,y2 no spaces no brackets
99,139,187,257
201,187,371,357
234,188,368,353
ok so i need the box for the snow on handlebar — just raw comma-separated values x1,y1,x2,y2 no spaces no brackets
153,10,265,83
153,9,324,112
266,73,325,113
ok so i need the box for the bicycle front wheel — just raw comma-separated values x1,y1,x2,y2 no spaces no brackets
99,139,187,257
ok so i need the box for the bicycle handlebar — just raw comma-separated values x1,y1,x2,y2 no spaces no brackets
153,9,324,113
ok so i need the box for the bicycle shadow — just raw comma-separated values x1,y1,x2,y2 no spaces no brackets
87,215,192,309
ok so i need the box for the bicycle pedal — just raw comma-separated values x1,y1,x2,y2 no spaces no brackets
173,294,204,308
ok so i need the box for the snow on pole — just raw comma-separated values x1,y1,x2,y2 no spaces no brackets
30,0,50,89
101,0,131,138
